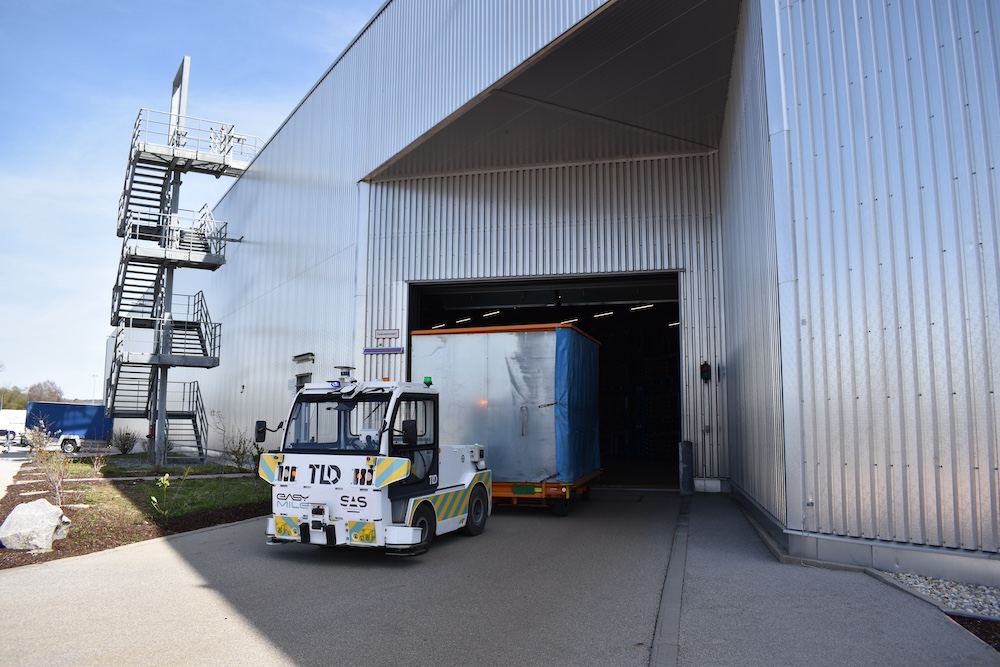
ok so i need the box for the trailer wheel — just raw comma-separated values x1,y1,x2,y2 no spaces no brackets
552,497,570,517
60,439,77,454
461,485,488,536
412,503,436,549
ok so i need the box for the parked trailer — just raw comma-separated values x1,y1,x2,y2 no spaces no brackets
25,402,113,453
411,324,601,515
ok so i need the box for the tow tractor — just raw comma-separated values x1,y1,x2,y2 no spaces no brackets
255,374,491,555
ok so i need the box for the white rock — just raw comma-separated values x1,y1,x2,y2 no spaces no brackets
0,499,72,551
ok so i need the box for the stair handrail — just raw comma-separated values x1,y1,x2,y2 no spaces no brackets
134,109,263,163
111,251,162,327
163,381,209,459
119,208,229,258
192,291,220,358
106,325,156,415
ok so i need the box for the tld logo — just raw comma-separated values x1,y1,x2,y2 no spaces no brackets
309,464,341,485
340,495,368,509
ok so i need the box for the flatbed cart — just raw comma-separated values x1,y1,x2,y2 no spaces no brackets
492,469,602,516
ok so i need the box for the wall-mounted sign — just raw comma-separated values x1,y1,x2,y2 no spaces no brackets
374,329,400,339
364,347,404,355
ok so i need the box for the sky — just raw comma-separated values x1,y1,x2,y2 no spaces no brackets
0,0,385,401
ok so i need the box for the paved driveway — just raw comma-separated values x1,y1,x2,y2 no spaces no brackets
0,490,678,667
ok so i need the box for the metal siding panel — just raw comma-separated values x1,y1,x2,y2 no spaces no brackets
770,0,1000,553
191,0,613,448
367,154,726,477
718,0,787,527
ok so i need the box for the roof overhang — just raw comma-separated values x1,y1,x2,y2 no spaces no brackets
367,0,741,181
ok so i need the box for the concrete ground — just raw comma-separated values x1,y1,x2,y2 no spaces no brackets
0,452,997,666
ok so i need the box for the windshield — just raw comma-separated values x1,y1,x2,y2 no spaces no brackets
283,394,389,453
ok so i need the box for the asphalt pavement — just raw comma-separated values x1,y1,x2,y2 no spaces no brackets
0,450,997,666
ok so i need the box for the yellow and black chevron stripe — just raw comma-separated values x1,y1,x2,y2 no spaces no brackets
411,471,491,523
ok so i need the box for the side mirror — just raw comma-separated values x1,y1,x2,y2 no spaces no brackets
254,421,267,443
402,419,417,447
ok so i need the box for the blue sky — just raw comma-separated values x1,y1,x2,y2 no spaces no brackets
0,0,385,401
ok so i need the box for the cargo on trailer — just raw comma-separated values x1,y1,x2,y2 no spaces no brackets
411,324,600,515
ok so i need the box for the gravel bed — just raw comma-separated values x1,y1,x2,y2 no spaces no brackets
887,572,1000,619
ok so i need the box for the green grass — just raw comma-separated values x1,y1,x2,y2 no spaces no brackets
56,453,268,524
74,453,254,478
131,475,270,516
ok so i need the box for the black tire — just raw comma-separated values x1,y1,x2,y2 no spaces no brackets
552,497,570,517
412,503,436,549
461,485,488,536
60,439,76,454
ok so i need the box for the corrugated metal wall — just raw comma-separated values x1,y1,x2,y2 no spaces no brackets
719,0,786,524
183,0,613,441
364,155,729,478
765,0,1000,551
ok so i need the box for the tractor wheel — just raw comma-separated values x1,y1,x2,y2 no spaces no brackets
412,503,436,550
461,485,489,536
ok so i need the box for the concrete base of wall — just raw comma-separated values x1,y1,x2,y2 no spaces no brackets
694,478,731,493
730,485,1000,587
785,531,1000,588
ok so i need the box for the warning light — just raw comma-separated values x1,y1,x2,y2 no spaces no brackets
423,376,433,387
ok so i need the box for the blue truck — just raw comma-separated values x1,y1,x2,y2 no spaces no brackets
25,402,113,453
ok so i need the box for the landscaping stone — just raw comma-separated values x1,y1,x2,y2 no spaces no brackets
0,499,71,551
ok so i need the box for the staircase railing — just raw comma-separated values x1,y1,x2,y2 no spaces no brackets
106,330,157,416
120,206,229,256
133,109,263,163
111,292,220,361
164,381,209,459
111,254,162,325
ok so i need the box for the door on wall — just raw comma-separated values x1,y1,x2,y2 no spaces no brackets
408,273,682,487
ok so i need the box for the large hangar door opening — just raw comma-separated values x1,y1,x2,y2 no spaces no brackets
409,274,681,488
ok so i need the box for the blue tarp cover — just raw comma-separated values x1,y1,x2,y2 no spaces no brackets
553,328,600,482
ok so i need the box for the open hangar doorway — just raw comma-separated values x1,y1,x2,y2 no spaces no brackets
407,273,681,488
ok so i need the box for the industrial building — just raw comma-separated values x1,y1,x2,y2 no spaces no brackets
107,0,999,583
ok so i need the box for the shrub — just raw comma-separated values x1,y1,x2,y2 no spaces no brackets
223,430,263,472
112,427,139,455
90,453,109,474
23,419,55,452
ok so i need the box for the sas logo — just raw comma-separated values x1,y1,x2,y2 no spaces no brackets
340,495,368,510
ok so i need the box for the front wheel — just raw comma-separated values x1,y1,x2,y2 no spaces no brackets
461,485,489,536
412,503,436,550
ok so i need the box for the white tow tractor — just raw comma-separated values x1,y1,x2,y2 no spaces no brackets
255,375,491,555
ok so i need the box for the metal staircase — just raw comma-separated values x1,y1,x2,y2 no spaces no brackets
106,67,261,463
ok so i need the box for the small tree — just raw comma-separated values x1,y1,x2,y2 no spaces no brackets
24,420,72,506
